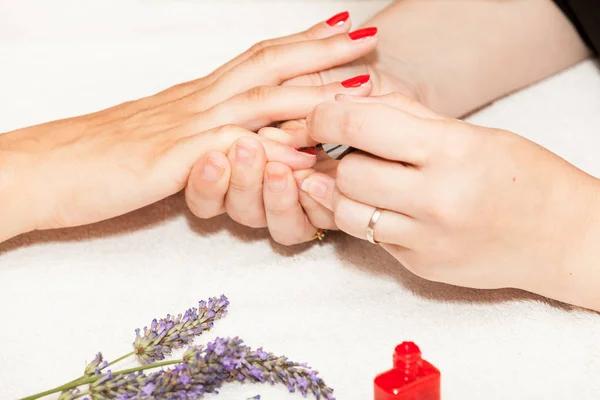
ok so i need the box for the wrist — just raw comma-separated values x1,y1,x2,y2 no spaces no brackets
0,133,38,242
520,173,600,311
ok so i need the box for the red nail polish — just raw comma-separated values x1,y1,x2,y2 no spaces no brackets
348,27,378,41
341,74,370,88
326,11,349,26
297,147,318,156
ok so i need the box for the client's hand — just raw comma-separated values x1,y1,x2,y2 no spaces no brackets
0,14,376,240
184,12,380,245
187,126,341,245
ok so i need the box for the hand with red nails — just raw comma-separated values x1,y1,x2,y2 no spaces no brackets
299,93,600,312
185,12,378,246
0,15,377,243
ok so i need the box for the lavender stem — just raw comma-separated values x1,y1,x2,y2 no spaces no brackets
19,359,183,400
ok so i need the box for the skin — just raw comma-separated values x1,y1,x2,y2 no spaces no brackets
188,0,592,246
302,93,600,312
0,15,377,243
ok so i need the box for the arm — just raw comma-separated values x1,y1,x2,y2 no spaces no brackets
0,135,35,242
0,17,376,245
301,93,600,312
363,0,591,117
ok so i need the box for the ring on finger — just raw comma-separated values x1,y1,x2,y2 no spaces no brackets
311,229,329,241
366,208,383,244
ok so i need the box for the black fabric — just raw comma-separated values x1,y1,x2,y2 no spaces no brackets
554,0,600,54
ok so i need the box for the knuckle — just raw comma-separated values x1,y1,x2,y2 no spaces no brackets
332,200,351,233
249,40,271,54
338,107,368,142
216,123,244,136
302,27,320,41
335,159,354,195
215,124,248,143
249,46,277,67
228,177,261,194
245,86,273,104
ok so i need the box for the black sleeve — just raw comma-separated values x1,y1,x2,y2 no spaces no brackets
553,0,600,54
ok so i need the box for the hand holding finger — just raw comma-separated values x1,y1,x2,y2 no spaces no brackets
307,92,448,165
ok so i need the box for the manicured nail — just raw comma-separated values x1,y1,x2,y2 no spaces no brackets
235,140,256,167
296,147,318,156
341,74,370,88
301,177,329,199
326,11,349,26
266,170,287,192
203,156,224,182
348,27,377,41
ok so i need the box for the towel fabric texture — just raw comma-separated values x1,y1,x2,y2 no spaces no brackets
1,1,600,399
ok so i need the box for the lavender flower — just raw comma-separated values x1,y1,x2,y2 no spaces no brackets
133,295,229,364
85,352,109,376
84,337,334,400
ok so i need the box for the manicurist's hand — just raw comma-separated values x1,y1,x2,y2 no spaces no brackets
0,14,377,243
300,93,600,312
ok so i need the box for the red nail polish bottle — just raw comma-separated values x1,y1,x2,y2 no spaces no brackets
374,342,440,400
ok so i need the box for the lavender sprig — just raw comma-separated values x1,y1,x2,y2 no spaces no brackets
133,295,229,364
83,337,335,400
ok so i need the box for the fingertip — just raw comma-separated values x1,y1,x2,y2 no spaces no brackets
299,173,335,210
229,135,266,167
198,152,229,184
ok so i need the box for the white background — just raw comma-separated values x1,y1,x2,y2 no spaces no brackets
1,1,600,399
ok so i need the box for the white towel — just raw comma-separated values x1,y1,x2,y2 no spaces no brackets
1,1,599,399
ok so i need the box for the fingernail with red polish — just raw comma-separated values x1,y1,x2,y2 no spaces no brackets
341,74,370,88
326,11,349,27
348,27,377,41
296,147,318,156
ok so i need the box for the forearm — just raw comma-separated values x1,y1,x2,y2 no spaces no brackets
365,0,591,117
0,132,37,243
521,174,600,312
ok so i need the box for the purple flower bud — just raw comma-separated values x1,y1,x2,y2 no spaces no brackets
132,295,229,364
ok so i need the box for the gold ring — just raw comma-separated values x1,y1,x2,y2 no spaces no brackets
311,229,328,241
366,208,383,244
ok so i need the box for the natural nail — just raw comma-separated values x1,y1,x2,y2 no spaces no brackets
348,27,378,41
267,171,287,192
326,11,349,27
203,156,224,182
235,142,256,166
301,178,329,199
341,74,370,88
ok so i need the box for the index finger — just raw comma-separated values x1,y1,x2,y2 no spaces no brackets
306,101,438,165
